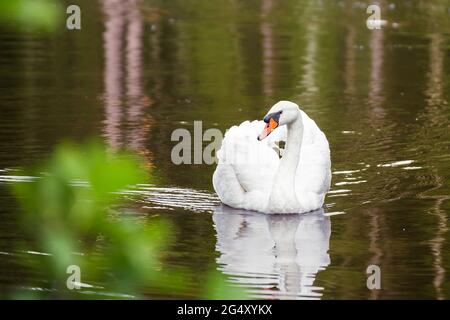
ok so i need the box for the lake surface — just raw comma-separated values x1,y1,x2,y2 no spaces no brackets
1,0,450,299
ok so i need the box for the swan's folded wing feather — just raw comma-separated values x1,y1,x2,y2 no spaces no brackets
216,120,279,195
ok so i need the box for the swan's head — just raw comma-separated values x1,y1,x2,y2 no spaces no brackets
257,101,300,140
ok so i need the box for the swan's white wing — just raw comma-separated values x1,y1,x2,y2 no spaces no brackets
213,120,281,210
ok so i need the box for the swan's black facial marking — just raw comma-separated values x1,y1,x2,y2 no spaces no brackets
263,111,282,124
258,111,281,141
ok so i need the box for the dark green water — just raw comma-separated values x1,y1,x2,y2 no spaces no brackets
1,0,450,299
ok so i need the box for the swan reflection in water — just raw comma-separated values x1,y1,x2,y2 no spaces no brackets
213,205,331,299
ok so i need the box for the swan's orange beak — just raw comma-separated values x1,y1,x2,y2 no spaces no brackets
258,118,278,140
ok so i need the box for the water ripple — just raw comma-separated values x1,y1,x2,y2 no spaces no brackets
123,184,220,213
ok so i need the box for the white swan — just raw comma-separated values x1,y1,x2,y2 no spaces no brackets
213,101,331,214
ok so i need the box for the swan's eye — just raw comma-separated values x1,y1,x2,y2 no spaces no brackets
279,111,283,114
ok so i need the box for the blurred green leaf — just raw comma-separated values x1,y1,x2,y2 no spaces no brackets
0,0,62,31
10,140,244,299
11,141,167,298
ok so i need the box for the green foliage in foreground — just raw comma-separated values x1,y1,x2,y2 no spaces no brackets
0,0,61,31
11,141,246,299
12,141,170,298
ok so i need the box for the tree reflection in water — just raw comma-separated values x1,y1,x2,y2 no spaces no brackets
101,0,152,158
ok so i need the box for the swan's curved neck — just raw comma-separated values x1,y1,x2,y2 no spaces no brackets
281,113,303,170
268,111,303,211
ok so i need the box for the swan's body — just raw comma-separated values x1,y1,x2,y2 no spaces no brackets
213,101,331,214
